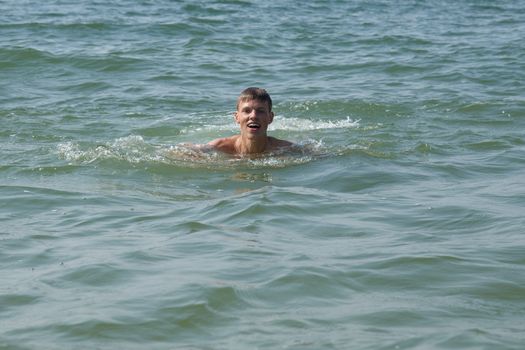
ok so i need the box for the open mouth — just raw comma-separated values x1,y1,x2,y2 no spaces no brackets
247,122,261,130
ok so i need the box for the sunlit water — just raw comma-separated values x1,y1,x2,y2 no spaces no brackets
1,1,525,349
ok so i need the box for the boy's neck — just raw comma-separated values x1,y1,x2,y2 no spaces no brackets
235,135,269,155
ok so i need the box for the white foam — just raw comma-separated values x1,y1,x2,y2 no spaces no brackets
57,135,163,164
57,135,330,169
269,116,360,131
179,116,360,135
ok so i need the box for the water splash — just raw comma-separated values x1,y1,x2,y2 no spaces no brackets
270,116,360,131
56,115,360,169
57,136,329,169
164,140,325,169
179,115,360,134
57,135,161,165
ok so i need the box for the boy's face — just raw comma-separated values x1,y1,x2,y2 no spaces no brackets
234,98,274,137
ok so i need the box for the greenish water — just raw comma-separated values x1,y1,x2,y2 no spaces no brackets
1,1,525,349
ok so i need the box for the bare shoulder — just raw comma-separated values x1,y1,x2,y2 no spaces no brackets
268,137,294,150
208,136,238,154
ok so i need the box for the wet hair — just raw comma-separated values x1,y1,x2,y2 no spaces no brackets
236,87,273,111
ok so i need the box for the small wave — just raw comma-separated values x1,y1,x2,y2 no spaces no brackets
57,136,327,169
0,47,59,68
57,135,162,165
165,140,325,169
179,115,360,135
270,116,360,131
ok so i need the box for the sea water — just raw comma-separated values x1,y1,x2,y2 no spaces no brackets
1,1,525,349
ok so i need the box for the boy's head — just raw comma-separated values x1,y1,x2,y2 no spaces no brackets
236,87,273,112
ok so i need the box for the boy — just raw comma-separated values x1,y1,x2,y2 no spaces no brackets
208,87,292,155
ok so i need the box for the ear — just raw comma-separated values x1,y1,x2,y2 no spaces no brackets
234,111,240,124
268,111,274,124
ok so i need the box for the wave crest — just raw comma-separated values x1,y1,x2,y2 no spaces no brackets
57,135,161,164
179,116,360,135
57,136,326,169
